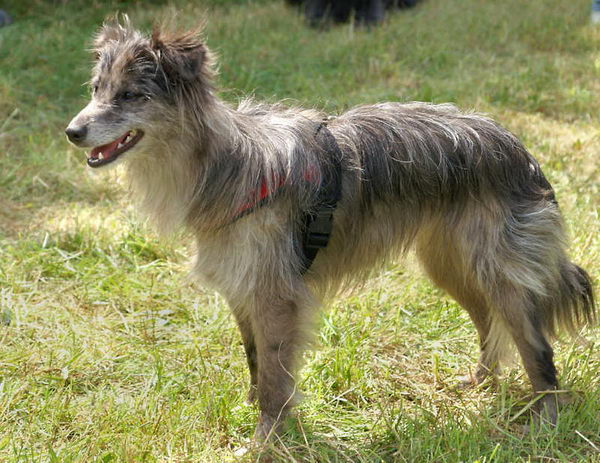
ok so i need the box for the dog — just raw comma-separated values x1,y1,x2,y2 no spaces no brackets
65,19,595,438
286,0,419,26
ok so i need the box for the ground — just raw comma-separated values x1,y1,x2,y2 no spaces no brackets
0,0,599,461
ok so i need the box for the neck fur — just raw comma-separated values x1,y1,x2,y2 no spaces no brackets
125,96,313,236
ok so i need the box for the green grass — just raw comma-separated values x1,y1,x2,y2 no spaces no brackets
1,0,599,461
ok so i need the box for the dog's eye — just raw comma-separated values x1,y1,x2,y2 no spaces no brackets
120,91,139,101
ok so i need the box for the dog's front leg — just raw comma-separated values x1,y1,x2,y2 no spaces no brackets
232,312,258,404
251,297,302,439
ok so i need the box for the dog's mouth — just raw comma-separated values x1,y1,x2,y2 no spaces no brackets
87,129,144,168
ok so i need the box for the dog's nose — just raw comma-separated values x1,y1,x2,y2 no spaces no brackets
65,125,87,144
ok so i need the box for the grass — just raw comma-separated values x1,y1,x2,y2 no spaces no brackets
0,0,599,461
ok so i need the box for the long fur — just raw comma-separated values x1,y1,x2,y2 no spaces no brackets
67,19,595,436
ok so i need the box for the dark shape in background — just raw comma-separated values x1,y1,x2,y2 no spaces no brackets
286,0,420,26
0,9,13,27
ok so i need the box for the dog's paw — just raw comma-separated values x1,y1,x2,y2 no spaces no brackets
533,394,559,426
456,366,497,390
519,394,560,435
254,414,282,441
456,373,478,389
456,373,493,390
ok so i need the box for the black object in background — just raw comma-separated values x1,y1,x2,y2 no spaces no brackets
286,0,419,27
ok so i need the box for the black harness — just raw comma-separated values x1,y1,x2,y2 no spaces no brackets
228,120,343,274
300,121,343,273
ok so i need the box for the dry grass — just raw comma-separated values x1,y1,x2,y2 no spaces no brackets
0,0,598,461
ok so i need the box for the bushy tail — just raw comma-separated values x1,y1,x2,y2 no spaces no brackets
551,262,596,335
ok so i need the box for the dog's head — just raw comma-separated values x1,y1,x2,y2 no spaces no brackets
66,18,212,169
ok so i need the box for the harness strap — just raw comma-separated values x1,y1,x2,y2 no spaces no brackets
300,122,343,273
227,120,343,274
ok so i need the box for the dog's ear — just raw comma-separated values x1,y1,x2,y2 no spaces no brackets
150,27,208,82
93,15,134,59
94,24,121,50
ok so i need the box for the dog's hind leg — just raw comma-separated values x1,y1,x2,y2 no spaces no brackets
460,198,589,425
419,222,560,421
417,237,500,386
491,285,560,424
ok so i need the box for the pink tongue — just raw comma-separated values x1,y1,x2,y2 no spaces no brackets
90,133,127,159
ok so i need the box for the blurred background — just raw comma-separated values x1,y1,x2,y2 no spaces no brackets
0,1,598,462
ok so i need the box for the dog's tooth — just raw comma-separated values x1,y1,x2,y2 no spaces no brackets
118,142,124,149
98,152,104,160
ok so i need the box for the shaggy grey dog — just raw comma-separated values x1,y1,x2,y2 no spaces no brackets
65,19,594,438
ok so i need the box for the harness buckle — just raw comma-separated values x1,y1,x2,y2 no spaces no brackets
304,206,335,250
